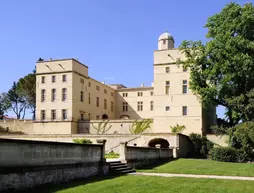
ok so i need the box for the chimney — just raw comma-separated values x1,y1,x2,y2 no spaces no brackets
141,84,144,87
101,81,105,84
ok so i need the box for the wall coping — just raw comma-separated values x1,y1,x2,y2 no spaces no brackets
0,133,177,138
127,146,173,150
0,138,103,147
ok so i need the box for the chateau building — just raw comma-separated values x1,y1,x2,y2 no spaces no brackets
34,32,216,135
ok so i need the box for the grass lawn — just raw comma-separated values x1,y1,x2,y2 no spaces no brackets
138,158,254,177
20,175,254,193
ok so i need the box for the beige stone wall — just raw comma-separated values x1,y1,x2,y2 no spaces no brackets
33,122,73,134
88,119,153,134
116,87,154,119
207,134,229,147
153,48,205,134
0,120,34,134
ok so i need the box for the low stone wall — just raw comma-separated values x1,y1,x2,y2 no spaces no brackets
0,120,33,134
0,138,108,192
120,142,173,168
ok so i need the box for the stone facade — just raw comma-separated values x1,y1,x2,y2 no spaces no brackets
32,31,216,135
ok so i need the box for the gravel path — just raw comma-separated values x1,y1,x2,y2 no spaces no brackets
130,172,254,181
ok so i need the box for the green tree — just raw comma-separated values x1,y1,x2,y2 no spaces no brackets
0,93,10,119
5,82,27,119
179,3,254,127
17,69,36,119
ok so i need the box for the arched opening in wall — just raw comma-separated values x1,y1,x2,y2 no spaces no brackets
148,138,170,148
102,114,109,120
120,115,130,120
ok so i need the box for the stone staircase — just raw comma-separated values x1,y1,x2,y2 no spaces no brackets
108,161,136,175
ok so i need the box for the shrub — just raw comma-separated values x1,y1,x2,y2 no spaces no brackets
189,133,214,158
170,124,185,134
73,138,92,144
105,151,120,159
210,147,246,162
229,122,254,161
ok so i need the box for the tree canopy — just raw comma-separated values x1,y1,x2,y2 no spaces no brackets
16,69,36,119
179,2,254,126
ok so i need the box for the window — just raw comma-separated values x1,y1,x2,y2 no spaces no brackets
165,67,170,73
123,102,128,112
62,75,67,82
41,89,46,102
111,101,114,112
165,81,170,95
163,39,166,44
166,106,170,111
182,106,187,116
104,99,107,109
62,109,67,120
80,91,84,102
111,92,114,96
80,113,84,121
52,75,56,83
51,89,56,102
80,78,84,84
51,109,56,120
150,91,153,96
88,82,91,87
104,89,107,94
123,93,128,97
62,88,67,101
96,97,99,107
41,110,46,121
96,115,100,120
96,85,100,91
137,92,143,97
150,101,153,111
88,93,91,104
182,80,188,94
137,101,143,111
41,76,45,84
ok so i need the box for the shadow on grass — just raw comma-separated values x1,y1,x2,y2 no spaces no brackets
12,174,123,193
135,158,180,170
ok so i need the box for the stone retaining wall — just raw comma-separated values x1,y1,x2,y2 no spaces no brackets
0,138,108,192
120,142,173,168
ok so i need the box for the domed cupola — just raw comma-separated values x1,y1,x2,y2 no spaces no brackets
158,31,175,50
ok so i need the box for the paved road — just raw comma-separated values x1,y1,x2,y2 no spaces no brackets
130,172,254,181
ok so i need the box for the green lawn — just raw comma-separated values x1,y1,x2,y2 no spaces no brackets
138,158,254,177
21,175,254,193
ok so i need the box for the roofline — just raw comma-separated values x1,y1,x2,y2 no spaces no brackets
117,86,154,91
36,58,89,68
154,48,180,52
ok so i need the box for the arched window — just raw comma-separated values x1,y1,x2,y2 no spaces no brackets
120,115,130,120
102,114,109,120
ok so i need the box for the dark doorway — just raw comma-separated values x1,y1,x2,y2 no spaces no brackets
148,138,170,148
102,114,109,120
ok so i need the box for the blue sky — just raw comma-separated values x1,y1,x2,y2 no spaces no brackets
0,0,247,118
